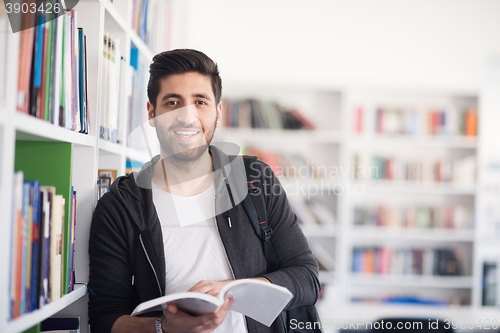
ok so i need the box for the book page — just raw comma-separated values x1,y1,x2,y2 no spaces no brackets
221,279,293,327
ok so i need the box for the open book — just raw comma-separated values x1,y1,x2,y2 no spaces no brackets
131,279,293,327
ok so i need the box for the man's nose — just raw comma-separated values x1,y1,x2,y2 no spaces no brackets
175,104,199,126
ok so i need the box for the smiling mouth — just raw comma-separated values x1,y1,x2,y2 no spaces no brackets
174,130,200,138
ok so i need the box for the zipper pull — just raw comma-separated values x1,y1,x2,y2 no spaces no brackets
132,275,135,286
228,216,232,228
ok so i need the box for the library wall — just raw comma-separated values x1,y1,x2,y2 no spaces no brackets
179,0,500,91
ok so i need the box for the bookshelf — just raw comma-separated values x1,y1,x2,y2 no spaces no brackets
0,0,170,332
214,81,500,330
213,84,345,303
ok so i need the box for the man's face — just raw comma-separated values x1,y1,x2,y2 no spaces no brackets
147,72,222,163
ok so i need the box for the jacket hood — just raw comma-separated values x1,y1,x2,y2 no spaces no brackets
108,142,248,232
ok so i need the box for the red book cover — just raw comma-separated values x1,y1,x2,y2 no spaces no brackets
378,205,386,227
386,158,393,180
466,108,477,136
16,4,36,114
354,107,363,133
381,248,391,274
364,249,374,274
290,109,316,130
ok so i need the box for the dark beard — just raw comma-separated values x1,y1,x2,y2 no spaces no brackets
153,113,217,165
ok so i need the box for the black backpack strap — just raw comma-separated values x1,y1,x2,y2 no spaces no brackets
232,155,279,273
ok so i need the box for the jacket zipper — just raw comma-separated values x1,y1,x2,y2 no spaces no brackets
214,194,236,279
139,234,162,297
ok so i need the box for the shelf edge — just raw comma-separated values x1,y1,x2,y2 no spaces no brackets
5,285,87,333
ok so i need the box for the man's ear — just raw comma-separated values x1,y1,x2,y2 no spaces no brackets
215,102,222,128
147,101,155,127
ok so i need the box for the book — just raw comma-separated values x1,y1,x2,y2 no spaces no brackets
99,33,109,139
52,13,64,126
16,0,36,114
63,11,72,129
11,171,24,318
49,194,64,301
131,279,293,327
29,180,41,311
38,186,53,306
71,10,80,132
482,262,498,306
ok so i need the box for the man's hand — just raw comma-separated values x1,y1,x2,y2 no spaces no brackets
161,298,233,333
188,280,232,297
188,277,271,297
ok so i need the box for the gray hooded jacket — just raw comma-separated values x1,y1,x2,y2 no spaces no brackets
88,145,320,333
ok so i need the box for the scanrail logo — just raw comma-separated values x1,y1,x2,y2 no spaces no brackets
2,0,79,33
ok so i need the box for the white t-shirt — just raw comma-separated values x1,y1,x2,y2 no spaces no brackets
152,182,247,333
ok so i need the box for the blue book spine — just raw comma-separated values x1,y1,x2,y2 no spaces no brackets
352,249,361,273
34,15,45,89
42,191,51,305
29,181,40,311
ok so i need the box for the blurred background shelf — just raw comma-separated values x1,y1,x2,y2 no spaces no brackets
352,181,477,195
351,227,475,242
351,135,477,149
350,275,473,288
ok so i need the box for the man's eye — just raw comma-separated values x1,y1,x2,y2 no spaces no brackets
167,101,178,106
196,101,207,105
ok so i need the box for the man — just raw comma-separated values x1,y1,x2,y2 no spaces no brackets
88,49,320,333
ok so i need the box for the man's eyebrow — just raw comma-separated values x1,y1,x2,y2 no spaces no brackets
160,93,182,102
193,93,212,101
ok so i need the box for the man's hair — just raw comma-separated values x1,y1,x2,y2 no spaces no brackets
147,49,222,109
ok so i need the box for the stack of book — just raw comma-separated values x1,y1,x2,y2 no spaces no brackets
353,205,474,230
222,99,316,130
353,154,476,185
16,2,89,132
131,0,169,51
288,196,336,227
243,146,324,179
10,171,77,319
351,246,466,277
353,106,478,136
97,169,117,199
99,33,134,144
127,48,149,151
482,261,498,306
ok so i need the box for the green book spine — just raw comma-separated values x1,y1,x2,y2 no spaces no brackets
22,322,40,333
43,7,54,122
59,16,65,127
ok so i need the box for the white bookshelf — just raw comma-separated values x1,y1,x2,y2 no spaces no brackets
0,0,170,331
5,285,87,333
215,81,500,329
